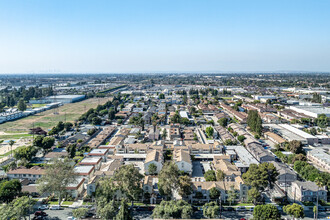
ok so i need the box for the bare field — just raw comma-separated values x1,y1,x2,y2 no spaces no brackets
0,97,111,134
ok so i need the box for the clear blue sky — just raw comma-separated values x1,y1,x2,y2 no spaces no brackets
0,0,330,73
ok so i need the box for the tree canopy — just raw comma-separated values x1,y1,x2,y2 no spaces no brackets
253,204,281,220
37,158,76,205
152,200,193,219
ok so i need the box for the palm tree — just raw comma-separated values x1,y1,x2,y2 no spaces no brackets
8,140,15,158
315,177,324,220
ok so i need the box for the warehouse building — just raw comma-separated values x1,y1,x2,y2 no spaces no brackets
45,95,86,104
289,106,330,118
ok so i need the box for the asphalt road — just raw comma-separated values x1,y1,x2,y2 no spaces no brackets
29,207,330,220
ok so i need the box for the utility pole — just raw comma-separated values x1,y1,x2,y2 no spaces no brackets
32,122,35,141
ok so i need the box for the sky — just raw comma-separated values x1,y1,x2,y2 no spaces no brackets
0,0,330,73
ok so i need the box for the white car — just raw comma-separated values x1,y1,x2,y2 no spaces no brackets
49,205,61,210
38,205,49,210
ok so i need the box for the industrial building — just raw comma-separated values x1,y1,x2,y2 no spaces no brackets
45,95,86,104
289,106,330,118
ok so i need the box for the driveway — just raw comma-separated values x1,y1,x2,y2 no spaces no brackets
192,161,204,178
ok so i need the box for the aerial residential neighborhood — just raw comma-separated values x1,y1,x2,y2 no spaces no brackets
0,73,329,220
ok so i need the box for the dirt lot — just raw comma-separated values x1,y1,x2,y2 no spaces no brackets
0,97,110,134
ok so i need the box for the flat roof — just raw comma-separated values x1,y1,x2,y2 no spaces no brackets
80,157,102,163
115,153,146,159
47,95,85,99
279,124,316,139
89,149,108,154
74,165,94,174
292,106,330,114
226,145,259,166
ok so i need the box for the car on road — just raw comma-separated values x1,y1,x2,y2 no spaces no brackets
38,205,49,210
49,205,61,210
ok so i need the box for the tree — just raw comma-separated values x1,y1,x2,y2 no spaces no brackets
243,163,278,190
73,208,88,220
227,186,237,205
237,135,246,143
37,158,76,205
158,162,180,199
248,187,261,205
96,177,117,202
41,136,55,153
283,203,304,219
0,179,22,203
159,93,165,99
253,204,281,220
0,196,35,219
33,135,43,147
92,116,102,125
204,170,216,181
224,139,235,145
316,114,329,128
152,200,193,219
8,140,15,157
209,187,220,199
66,144,76,158
14,145,38,162
108,109,116,120
113,164,144,204
203,201,219,218
97,199,118,220
178,175,192,198
218,118,228,127
148,163,157,175
288,140,303,154
115,199,132,220
247,110,262,135
17,99,27,111
87,128,97,136
64,122,73,131
161,128,167,140
205,126,214,138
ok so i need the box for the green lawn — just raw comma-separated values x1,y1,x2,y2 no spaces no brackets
49,201,59,205
32,104,46,108
82,202,93,206
62,201,74,206
0,133,33,140
234,203,254,206
221,97,233,100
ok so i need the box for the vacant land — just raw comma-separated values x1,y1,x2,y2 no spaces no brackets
0,97,110,134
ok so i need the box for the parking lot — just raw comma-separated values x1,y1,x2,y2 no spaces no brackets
30,208,74,220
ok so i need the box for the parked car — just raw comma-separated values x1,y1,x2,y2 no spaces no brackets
227,207,235,211
38,205,49,210
49,205,61,210
34,211,48,217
